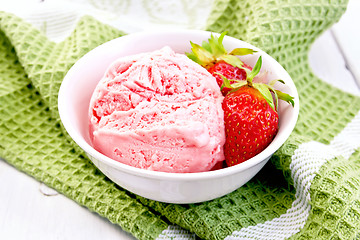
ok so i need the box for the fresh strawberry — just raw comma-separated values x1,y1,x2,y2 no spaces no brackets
186,32,255,95
221,56,294,167
208,61,253,95
186,32,294,167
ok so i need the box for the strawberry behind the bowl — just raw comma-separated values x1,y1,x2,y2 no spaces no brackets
208,61,252,95
186,32,255,95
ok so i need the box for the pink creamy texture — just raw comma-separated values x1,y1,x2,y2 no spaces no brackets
89,47,225,173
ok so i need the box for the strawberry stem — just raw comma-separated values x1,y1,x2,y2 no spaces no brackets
246,56,262,85
275,90,295,107
229,48,257,56
186,31,256,69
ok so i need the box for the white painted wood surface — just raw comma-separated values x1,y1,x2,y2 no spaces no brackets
1,1,360,239
0,160,135,239
331,0,360,88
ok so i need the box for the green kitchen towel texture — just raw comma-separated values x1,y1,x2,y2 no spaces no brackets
1,0,360,239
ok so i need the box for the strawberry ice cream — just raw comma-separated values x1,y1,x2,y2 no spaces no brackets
88,47,225,173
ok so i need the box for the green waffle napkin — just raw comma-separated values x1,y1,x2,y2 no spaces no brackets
1,0,360,239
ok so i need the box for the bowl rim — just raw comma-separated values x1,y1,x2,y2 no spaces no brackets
58,29,300,181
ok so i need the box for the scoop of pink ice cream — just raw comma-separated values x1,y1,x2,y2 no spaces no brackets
89,46,225,173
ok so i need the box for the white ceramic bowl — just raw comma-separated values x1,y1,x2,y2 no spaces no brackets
58,30,299,204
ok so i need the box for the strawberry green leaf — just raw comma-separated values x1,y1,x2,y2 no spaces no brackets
216,73,232,90
247,56,262,83
189,41,214,66
201,40,212,53
230,81,247,91
229,48,257,56
218,55,244,68
186,52,200,64
275,90,295,107
205,32,227,58
273,91,279,110
269,79,285,87
254,83,275,111
268,85,279,110
217,32,227,52
216,73,246,92
267,79,295,108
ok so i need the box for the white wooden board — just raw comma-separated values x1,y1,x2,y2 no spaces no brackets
1,0,360,239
